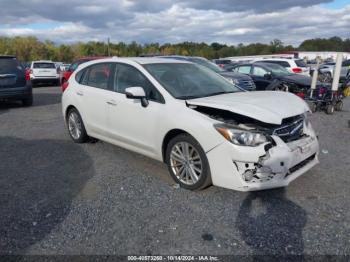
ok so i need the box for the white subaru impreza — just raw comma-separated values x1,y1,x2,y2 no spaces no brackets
62,57,319,191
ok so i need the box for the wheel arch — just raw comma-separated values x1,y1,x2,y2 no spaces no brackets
161,129,190,163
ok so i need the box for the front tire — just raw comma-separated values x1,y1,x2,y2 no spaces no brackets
165,134,212,190
67,108,88,143
326,104,334,115
335,101,343,111
22,95,33,107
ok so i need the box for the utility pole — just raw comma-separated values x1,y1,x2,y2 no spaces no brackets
107,37,110,56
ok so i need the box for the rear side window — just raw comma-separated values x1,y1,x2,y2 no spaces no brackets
33,63,55,69
252,66,268,76
0,58,20,71
82,63,112,90
295,59,307,67
236,65,251,74
264,60,290,68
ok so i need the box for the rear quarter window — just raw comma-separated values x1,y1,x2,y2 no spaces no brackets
33,63,55,69
295,60,307,67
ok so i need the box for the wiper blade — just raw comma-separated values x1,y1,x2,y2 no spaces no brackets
202,91,236,97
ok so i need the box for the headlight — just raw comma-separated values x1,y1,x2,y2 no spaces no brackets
225,77,239,85
214,124,268,146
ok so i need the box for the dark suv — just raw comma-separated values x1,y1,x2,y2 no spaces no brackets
0,55,32,106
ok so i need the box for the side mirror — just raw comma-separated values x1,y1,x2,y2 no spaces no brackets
264,73,272,80
125,87,149,107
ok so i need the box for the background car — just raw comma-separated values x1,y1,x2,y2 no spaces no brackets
0,55,32,106
254,58,310,76
319,59,350,82
232,62,314,93
61,57,105,87
212,59,234,68
161,56,256,91
29,60,59,86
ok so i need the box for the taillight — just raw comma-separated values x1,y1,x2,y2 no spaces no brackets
296,92,305,99
292,67,302,73
25,69,30,80
62,81,69,92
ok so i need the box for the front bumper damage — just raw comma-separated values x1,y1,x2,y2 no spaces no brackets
206,126,319,191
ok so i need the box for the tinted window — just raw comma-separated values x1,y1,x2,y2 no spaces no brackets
295,59,307,67
114,64,163,102
263,60,290,67
342,60,350,67
236,65,251,74
84,63,112,89
33,63,55,69
0,58,20,72
252,66,268,76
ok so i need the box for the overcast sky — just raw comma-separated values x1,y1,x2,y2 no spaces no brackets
0,0,349,45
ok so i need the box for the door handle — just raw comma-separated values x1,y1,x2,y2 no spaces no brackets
76,91,84,96
106,100,117,106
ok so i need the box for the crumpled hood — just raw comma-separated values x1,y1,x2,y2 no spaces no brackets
187,91,309,125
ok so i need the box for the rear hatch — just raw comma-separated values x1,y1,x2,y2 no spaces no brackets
0,57,26,89
32,62,57,77
295,59,310,75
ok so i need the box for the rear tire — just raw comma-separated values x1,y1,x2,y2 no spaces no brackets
165,134,212,190
307,102,317,113
326,104,334,115
66,108,89,143
335,101,343,111
22,95,33,107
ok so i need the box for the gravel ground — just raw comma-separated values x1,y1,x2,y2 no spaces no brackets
0,86,349,257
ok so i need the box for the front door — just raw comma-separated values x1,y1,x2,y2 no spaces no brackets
106,63,165,158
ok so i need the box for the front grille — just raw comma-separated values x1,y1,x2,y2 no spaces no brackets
239,79,256,90
273,116,304,142
288,154,316,174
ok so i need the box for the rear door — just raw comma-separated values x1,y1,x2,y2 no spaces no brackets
32,62,57,77
0,57,26,89
75,62,114,136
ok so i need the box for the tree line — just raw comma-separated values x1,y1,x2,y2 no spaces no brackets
0,36,350,63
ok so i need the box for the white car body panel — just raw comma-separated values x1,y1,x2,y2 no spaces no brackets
62,57,319,191
187,91,309,125
30,61,59,81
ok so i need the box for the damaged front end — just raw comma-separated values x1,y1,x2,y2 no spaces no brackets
190,105,319,191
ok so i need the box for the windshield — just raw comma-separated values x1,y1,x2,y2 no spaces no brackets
263,63,292,76
188,57,224,73
144,63,240,99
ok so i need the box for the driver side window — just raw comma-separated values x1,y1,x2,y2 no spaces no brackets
114,64,164,103
236,66,251,74
252,66,268,77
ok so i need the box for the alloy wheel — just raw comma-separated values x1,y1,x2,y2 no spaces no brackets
68,111,82,140
170,142,203,185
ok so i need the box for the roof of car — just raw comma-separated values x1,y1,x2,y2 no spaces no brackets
106,57,192,65
0,55,16,59
32,60,54,63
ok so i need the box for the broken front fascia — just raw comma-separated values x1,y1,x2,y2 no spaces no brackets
192,106,319,191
